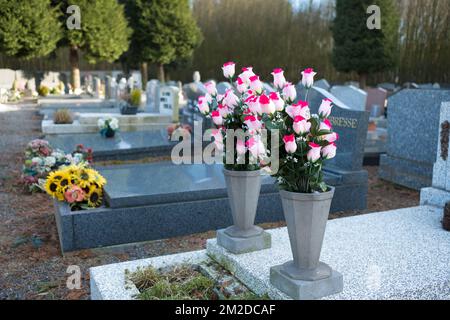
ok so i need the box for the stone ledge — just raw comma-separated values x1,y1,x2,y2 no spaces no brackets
420,187,450,208
207,205,450,300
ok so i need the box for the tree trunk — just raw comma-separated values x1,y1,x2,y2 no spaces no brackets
157,64,165,83
358,73,367,89
140,62,148,90
69,46,81,90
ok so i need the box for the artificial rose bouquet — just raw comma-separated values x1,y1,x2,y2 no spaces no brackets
197,62,271,171
264,68,338,193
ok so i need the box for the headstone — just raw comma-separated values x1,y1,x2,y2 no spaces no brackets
365,87,387,118
314,79,331,91
378,82,399,92
118,78,127,98
433,83,441,89
146,79,160,112
0,69,16,89
421,102,450,208
93,77,101,98
193,71,201,83
217,82,232,95
105,76,112,100
111,78,118,100
379,89,450,190
183,82,207,101
159,86,179,122
330,85,367,112
345,81,360,88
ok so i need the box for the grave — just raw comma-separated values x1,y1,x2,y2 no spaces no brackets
42,112,171,134
54,147,367,252
145,79,160,112
365,87,387,117
90,205,450,300
216,82,232,95
379,89,450,190
421,102,450,208
159,85,179,122
330,85,367,112
46,130,174,161
314,79,331,91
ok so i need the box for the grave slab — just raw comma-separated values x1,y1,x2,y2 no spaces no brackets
46,130,174,161
207,205,450,300
54,162,366,252
90,205,450,300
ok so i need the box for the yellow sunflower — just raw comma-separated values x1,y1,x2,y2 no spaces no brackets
45,175,65,201
87,169,107,187
77,167,94,188
57,171,72,193
87,187,103,207
65,164,80,176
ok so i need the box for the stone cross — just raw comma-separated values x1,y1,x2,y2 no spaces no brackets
421,102,450,208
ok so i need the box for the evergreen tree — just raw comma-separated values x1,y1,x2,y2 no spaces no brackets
332,0,400,88
123,0,202,83
0,0,61,59
57,0,131,89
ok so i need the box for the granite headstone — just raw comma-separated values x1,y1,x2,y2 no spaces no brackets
365,87,387,117
379,89,450,189
314,79,331,91
330,85,367,112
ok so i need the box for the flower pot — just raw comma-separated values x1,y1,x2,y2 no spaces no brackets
222,168,263,238
105,128,115,138
279,187,335,281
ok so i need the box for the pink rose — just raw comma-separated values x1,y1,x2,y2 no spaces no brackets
322,143,337,159
246,136,265,158
269,92,284,111
217,103,229,117
211,110,223,126
204,81,217,96
283,134,297,154
301,68,317,88
307,142,321,162
211,128,223,143
236,77,247,93
222,62,235,79
259,94,275,114
245,95,261,115
318,98,333,118
249,75,263,94
223,89,239,108
236,139,246,155
319,119,332,132
286,100,310,119
271,68,286,90
240,67,255,85
197,96,209,114
244,115,262,131
324,132,339,143
282,82,297,102
293,116,311,135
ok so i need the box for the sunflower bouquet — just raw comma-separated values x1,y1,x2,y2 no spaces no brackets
44,163,106,210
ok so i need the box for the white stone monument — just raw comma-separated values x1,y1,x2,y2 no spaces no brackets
421,102,450,208
159,86,179,122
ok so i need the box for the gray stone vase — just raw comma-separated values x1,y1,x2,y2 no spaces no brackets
279,187,335,281
222,168,263,238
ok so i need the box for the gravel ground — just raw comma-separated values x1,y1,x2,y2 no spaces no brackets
0,101,419,300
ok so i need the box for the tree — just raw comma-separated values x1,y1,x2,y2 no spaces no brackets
57,0,131,89
0,0,61,60
123,0,202,83
331,0,400,88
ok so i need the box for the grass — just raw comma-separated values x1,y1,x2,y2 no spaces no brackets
127,263,269,300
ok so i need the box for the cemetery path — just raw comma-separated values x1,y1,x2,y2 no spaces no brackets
0,102,419,300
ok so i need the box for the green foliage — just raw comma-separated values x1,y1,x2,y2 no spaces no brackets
53,109,73,124
122,0,202,66
0,0,62,59
129,89,142,107
38,86,49,97
332,0,400,76
65,0,131,64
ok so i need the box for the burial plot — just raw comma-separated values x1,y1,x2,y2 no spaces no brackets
421,102,450,208
145,80,160,112
366,87,387,117
46,130,175,161
330,85,367,112
217,82,232,95
379,89,450,190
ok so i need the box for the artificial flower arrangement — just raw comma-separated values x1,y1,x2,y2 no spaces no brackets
98,117,119,138
262,67,338,193
22,139,93,192
44,163,106,210
197,62,271,171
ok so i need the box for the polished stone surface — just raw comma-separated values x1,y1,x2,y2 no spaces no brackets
207,205,450,299
46,130,173,160
296,86,370,171
379,89,450,190
331,85,367,112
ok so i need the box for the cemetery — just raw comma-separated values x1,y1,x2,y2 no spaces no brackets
0,0,449,305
